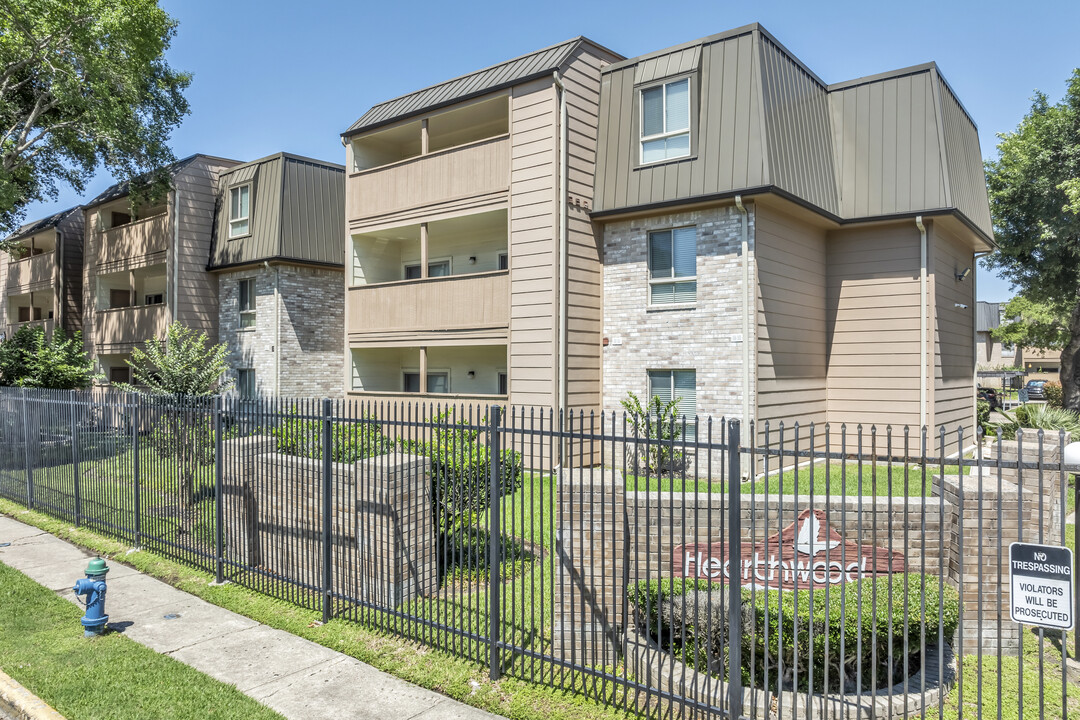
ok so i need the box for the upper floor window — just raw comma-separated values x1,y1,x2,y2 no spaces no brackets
641,78,691,164
238,278,256,329
229,185,251,238
404,259,450,280
648,226,696,305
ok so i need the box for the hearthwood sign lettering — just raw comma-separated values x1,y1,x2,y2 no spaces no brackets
672,509,907,591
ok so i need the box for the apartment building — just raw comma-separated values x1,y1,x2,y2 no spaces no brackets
342,38,622,412
207,153,346,398
0,206,84,341
82,154,238,383
592,24,993,442
976,301,1015,368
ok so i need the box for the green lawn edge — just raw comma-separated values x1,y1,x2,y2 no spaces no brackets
0,500,638,720
0,559,284,720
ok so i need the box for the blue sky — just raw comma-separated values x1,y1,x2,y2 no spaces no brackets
23,0,1080,301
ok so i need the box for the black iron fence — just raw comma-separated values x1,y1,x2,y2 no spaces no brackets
0,386,1077,719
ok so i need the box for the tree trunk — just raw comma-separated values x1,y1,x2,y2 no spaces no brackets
1059,297,1080,411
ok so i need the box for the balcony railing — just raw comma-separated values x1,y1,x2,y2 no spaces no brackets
3,318,54,340
97,214,169,267
94,303,169,349
347,271,509,340
6,252,55,291
347,135,509,221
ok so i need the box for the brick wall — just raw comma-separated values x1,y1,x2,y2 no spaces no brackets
601,206,756,424
218,265,344,398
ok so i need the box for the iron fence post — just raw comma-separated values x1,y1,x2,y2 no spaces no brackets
727,419,744,719
21,387,33,510
321,397,333,623
1075,477,1079,662
488,405,502,680
70,390,81,526
132,394,141,547
214,395,225,585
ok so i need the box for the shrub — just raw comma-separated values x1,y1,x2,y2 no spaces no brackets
977,399,991,434
996,403,1080,441
630,574,959,694
1044,381,1063,408
271,411,391,463
621,391,688,478
405,412,523,533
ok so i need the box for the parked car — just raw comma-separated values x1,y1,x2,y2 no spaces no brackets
977,386,1000,410
1024,380,1046,401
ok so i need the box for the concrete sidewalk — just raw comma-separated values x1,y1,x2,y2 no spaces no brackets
0,515,503,720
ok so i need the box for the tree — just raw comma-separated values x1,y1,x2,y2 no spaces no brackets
983,69,1080,409
991,294,1070,352
117,322,231,508
0,0,190,235
0,324,98,388
116,322,232,397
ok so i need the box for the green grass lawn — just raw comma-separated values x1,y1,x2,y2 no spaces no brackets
0,560,282,720
626,460,960,496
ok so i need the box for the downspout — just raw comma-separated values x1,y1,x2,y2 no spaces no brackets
735,196,750,475
267,260,280,397
553,71,568,420
916,216,928,429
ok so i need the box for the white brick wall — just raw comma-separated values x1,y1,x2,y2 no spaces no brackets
218,265,344,398
601,205,756,425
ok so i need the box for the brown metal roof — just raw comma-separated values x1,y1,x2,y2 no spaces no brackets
343,37,622,137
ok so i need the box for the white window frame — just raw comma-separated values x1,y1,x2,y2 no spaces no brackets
498,253,509,271
402,368,450,394
639,77,692,165
228,184,251,239
497,371,508,396
143,293,164,306
648,225,697,306
403,257,452,280
647,368,697,434
238,278,256,330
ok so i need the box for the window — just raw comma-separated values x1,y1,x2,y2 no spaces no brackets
640,77,691,164
1002,342,1015,358
649,226,696,305
229,185,251,238
17,306,41,322
109,366,130,385
403,371,449,393
110,212,131,228
109,289,132,309
648,369,697,430
498,253,509,271
238,278,256,329
237,369,256,399
404,260,450,280
498,372,508,396
144,293,164,306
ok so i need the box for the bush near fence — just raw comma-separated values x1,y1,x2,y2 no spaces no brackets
631,574,960,695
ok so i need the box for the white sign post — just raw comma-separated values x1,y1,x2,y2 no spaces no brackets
1009,542,1074,631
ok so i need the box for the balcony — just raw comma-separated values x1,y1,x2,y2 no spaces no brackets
97,214,169,268
3,318,54,340
95,303,169,350
6,252,55,292
347,271,509,345
347,135,509,223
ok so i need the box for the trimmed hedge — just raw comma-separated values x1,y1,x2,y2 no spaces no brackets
630,574,959,694
271,412,391,462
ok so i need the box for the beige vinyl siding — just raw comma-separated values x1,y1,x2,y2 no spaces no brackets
59,214,85,333
560,44,610,416
508,77,558,408
826,222,922,430
755,204,827,443
174,157,234,343
931,220,975,440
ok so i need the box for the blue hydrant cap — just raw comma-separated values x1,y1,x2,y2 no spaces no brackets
85,557,109,577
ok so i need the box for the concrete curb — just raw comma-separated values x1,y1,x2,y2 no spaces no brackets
0,667,66,720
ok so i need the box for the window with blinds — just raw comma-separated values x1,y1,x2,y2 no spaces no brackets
648,369,697,433
238,278,256,329
640,77,691,164
649,226,697,304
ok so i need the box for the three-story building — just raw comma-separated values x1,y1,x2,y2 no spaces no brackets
342,38,622,414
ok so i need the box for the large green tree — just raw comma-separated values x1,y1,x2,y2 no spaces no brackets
991,294,1069,352
0,0,190,234
984,69,1080,409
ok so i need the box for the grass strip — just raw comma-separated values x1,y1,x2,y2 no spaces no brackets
0,559,283,720
0,499,637,720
